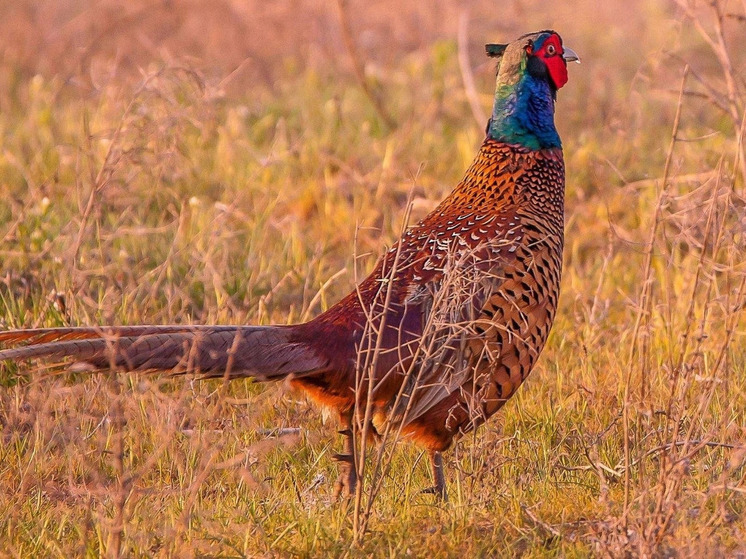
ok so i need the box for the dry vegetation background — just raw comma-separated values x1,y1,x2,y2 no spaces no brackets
1,0,745,557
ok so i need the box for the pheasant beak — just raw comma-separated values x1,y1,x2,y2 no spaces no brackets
563,46,580,64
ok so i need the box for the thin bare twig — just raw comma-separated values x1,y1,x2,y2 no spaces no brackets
335,0,396,130
623,64,688,528
457,11,488,128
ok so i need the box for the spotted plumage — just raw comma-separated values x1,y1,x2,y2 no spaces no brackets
0,30,578,500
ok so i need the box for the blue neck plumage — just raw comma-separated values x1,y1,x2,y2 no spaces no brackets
487,73,561,150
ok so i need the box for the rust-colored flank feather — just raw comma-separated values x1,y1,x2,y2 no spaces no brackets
0,30,576,500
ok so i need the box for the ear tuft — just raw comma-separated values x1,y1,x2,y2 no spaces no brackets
485,43,507,58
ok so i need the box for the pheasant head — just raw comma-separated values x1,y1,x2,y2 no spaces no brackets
485,30,579,150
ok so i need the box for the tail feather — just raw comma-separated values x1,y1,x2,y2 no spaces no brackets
0,325,328,380
0,325,237,345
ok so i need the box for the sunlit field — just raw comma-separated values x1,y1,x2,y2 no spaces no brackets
1,0,745,556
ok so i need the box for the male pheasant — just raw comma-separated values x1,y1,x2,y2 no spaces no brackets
0,30,578,500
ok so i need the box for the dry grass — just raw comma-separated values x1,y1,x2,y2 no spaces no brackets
1,0,746,556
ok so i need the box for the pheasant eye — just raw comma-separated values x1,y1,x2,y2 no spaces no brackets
546,44,556,56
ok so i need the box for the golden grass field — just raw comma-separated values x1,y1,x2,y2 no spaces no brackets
1,0,745,556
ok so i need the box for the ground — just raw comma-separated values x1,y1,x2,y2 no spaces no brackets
1,0,745,556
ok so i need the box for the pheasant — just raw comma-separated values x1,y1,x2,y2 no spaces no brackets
0,30,578,501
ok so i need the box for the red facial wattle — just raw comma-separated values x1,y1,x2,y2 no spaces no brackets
535,34,569,89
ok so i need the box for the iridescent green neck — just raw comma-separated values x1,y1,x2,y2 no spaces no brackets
488,59,561,150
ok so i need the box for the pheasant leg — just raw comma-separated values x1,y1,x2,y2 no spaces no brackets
332,415,357,499
421,450,448,501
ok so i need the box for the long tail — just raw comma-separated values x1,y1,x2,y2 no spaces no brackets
0,325,327,379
